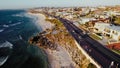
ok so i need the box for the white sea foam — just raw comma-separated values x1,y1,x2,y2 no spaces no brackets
10,22,22,27
0,41,13,66
0,56,9,66
12,12,32,18
12,13,24,17
2,22,22,28
19,35,22,40
3,24,9,28
0,29,4,33
28,13,54,31
0,41,13,49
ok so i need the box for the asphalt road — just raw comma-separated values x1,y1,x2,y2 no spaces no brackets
57,17,120,68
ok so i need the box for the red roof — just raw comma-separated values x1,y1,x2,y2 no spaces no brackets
107,42,120,50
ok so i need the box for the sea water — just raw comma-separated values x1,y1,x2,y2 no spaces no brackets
0,10,48,68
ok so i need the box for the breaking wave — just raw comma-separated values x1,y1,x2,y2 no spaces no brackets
0,41,13,66
0,56,9,66
2,22,22,28
3,25,9,28
10,22,22,27
0,29,4,33
0,41,13,49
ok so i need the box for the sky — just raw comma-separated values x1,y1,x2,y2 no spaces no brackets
0,0,120,9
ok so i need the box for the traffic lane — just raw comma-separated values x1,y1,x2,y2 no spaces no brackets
64,19,120,63
63,20,111,66
58,17,120,67
85,37,120,62
78,39,111,68
61,19,114,67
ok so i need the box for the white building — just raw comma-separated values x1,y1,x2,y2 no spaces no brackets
106,25,120,41
106,11,120,16
94,22,109,32
79,18,96,24
94,22,120,41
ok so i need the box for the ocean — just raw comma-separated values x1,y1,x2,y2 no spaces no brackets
0,10,48,68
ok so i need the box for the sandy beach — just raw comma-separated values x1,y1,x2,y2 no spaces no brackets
29,12,75,68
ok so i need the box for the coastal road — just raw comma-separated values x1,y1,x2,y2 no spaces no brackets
57,17,120,68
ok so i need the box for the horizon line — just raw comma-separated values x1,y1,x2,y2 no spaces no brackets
0,5,120,10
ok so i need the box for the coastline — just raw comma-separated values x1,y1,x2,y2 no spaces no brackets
28,12,54,31
28,12,75,68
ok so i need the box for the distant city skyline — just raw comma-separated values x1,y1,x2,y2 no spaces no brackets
0,0,120,9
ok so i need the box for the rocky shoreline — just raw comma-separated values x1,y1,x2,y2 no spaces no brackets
28,11,96,68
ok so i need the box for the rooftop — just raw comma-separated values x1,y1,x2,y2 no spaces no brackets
107,25,120,32
107,42,120,50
